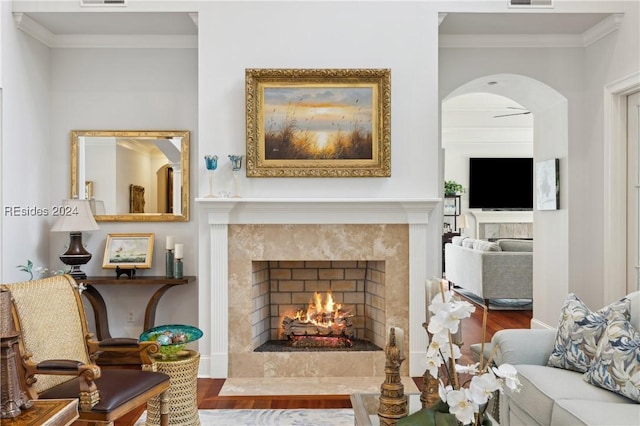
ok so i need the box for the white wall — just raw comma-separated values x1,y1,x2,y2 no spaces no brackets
48,47,199,337
581,0,640,307
1,1,52,282
198,1,440,199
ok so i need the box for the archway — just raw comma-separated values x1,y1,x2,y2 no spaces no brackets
442,73,569,328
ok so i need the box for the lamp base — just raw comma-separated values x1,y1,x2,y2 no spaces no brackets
59,232,92,280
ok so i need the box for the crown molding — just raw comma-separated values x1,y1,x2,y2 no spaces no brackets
13,13,55,47
13,12,197,49
582,13,623,47
440,13,623,48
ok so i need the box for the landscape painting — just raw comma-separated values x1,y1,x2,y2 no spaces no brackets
103,233,154,269
246,68,391,177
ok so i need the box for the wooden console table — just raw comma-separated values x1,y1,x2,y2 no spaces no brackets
78,276,196,340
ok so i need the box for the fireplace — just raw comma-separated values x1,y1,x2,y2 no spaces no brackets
251,260,386,352
196,198,438,378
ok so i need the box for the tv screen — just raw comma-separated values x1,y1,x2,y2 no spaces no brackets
469,157,533,210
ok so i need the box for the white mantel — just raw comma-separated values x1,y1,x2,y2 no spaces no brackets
195,198,440,378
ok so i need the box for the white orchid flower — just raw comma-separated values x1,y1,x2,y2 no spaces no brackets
438,340,462,362
446,388,478,425
438,380,453,404
425,350,444,377
427,330,449,357
493,364,522,391
455,362,480,375
469,371,501,405
429,292,475,334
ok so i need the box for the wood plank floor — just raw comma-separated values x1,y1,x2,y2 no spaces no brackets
98,299,532,426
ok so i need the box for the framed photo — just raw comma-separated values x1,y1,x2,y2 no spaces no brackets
102,233,154,269
245,68,391,177
129,184,145,213
536,158,560,210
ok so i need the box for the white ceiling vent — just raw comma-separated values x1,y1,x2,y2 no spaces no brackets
80,0,127,6
509,0,553,7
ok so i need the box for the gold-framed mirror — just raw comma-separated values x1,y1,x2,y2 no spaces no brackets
71,130,190,222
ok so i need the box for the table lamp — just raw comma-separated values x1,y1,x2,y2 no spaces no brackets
50,199,100,280
457,213,467,233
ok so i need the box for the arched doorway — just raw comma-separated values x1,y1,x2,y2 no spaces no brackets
442,73,569,328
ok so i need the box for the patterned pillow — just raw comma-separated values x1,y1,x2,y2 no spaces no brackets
547,294,630,372
583,316,640,402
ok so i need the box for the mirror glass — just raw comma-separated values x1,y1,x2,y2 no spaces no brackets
71,130,190,222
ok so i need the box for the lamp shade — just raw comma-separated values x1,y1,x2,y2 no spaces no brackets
457,213,467,230
51,199,100,232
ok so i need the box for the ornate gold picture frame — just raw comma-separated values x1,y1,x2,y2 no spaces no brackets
245,68,391,177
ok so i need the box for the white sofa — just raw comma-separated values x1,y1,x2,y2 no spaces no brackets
444,237,532,306
480,291,640,426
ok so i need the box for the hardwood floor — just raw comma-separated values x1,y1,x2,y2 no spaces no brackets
104,302,532,426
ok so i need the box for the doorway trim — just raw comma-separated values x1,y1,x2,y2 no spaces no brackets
604,71,640,300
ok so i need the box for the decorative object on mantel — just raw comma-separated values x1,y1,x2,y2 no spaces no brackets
1,288,33,418
50,199,101,280
406,278,521,426
245,68,391,178
204,154,219,198
139,324,203,360
174,243,184,279
102,233,154,270
229,154,244,197
166,235,175,278
377,327,407,425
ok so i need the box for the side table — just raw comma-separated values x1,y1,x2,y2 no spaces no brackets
146,350,200,426
2,399,79,426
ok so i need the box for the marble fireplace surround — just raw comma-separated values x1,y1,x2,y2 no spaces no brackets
196,198,439,378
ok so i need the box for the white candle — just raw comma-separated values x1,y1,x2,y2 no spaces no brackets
166,236,175,250
174,243,184,259
394,327,404,360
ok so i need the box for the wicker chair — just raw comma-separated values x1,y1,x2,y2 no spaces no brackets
2,275,170,426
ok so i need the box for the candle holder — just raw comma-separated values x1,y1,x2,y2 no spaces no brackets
165,249,174,278
204,155,219,198
228,155,244,198
174,258,184,279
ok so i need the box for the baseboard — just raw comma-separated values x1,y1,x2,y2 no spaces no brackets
530,317,554,329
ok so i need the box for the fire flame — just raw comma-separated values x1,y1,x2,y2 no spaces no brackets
294,291,344,327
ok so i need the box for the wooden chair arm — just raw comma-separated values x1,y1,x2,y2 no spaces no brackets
87,338,160,368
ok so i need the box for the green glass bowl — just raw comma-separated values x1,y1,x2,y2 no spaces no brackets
140,324,203,358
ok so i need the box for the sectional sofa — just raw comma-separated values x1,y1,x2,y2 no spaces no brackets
480,291,640,425
444,237,533,306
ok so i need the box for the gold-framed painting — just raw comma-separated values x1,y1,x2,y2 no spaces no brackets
245,68,391,177
102,233,154,269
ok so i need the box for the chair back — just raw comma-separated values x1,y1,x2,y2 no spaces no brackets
3,275,91,394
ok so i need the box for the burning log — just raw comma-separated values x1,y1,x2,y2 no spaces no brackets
281,291,355,346
289,335,353,348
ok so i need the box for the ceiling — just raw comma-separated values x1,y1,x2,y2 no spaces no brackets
18,10,609,38
20,12,197,36
439,12,611,35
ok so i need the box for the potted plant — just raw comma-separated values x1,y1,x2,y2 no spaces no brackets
444,180,464,197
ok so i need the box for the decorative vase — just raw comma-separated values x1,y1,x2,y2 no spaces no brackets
204,155,219,197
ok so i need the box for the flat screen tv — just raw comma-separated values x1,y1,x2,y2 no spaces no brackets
469,157,533,210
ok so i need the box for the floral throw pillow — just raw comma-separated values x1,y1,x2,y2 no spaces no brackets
547,293,630,372
583,316,640,402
